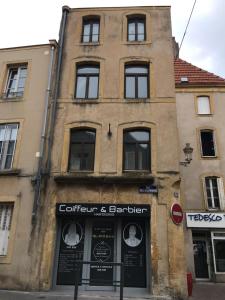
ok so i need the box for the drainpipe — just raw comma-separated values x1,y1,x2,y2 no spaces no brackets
32,41,56,223
32,6,70,223
46,5,70,173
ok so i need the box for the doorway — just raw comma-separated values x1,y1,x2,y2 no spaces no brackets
193,239,210,280
55,216,149,292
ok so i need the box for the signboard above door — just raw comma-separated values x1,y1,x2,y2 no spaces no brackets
186,212,225,228
56,203,150,217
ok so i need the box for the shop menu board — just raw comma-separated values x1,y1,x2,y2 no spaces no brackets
122,219,146,288
57,219,85,285
90,221,115,286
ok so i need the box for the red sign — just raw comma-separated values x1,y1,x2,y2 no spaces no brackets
171,203,183,225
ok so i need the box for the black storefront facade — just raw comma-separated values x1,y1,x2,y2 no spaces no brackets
53,203,151,293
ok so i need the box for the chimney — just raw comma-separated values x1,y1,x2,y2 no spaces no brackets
172,37,179,59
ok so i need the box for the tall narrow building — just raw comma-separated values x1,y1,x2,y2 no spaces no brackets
38,6,187,299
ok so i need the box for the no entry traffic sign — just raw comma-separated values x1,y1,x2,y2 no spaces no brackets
171,203,183,225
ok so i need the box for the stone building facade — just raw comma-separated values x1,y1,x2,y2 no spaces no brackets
175,58,225,283
37,6,187,299
0,42,57,289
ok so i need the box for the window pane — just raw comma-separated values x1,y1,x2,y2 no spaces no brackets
92,23,99,35
125,131,149,142
198,96,210,114
124,144,136,170
83,23,91,42
4,155,13,169
70,144,82,170
125,76,135,98
82,144,95,170
71,130,96,143
137,34,145,41
138,22,145,34
77,67,99,74
201,131,215,156
214,240,225,272
125,66,148,74
0,127,5,141
138,77,148,98
76,77,86,98
137,143,149,170
128,22,135,41
88,76,98,98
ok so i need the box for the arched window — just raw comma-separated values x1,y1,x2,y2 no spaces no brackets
75,64,99,99
125,64,149,99
127,15,146,41
123,129,150,171
69,129,96,171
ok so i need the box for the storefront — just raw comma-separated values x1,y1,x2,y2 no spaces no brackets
186,212,225,282
54,203,151,292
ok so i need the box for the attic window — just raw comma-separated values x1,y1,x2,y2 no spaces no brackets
180,77,189,83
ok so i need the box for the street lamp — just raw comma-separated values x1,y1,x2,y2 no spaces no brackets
180,143,193,167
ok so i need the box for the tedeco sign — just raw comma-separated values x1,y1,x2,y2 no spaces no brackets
171,203,183,225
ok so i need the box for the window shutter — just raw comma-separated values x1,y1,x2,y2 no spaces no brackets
217,178,225,210
0,205,13,256
197,96,210,114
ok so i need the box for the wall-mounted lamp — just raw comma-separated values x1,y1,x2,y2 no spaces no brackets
107,123,112,138
180,143,193,167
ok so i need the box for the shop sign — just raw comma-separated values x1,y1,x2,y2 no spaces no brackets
171,203,183,225
139,185,158,194
186,212,225,228
56,203,150,217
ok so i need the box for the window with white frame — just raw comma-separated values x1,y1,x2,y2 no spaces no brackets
211,232,225,273
0,124,19,170
197,96,211,115
5,65,27,98
0,204,13,256
204,176,225,210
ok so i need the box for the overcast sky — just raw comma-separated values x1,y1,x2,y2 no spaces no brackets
0,0,224,77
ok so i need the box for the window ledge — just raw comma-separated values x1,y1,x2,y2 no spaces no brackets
197,114,213,117
80,42,101,46
201,156,218,159
0,97,23,102
0,169,21,176
124,98,150,103
123,41,151,46
54,173,155,184
73,99,99,104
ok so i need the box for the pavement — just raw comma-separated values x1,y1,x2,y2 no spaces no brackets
1,283,225,300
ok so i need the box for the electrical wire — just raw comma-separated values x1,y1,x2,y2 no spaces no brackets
178,0,197,55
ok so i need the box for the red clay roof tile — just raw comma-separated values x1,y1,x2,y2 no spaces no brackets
174,58,225,87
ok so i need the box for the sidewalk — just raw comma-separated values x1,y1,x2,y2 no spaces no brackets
190,282,225,300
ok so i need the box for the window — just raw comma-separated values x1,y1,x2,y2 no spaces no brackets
75,64,99,99
0,124,19,170
200,130,216,157
125,65,149,99
212,232,225,273
204,176,224,210
82,17,100,43
69,129,96,171
127,16,146,41
197,96,211,115
123,129,150,171
5,65,27,98
0,204,13,256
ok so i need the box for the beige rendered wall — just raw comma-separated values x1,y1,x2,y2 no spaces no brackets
0,44,53,289
39,6,187,298
176,88,225,280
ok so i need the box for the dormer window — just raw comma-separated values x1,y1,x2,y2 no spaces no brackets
82,17,100,43
127,16,146,42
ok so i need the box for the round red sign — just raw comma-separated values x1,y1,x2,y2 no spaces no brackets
171,203,183,225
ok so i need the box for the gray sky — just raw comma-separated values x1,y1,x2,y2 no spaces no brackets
1,0,224,77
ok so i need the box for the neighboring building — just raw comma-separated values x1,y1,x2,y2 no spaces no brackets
0,41,57,289
38,6,187,299
175,58,225,283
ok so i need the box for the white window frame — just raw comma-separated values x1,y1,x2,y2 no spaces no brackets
0,204,13,256
204,177,225,210
211,232,225,274
0,124,19,170
5,65,27,98
197,96,211,115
